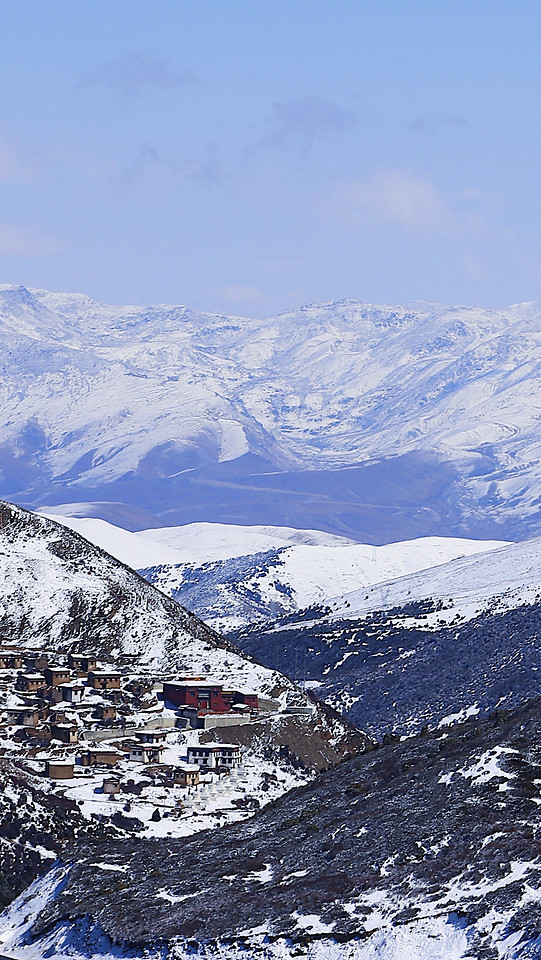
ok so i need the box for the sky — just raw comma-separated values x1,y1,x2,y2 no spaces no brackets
1,0,541,316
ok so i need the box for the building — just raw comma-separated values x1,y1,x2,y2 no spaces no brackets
50,723,78,745
93,704,117,721
43,667,71,688
5,706,40,727
129,742,165,764
186,743,241,769
137,729,167,745
163,677,258,714
68,654,98,673
15,673,46,693
0,651,23,670
87,669,122,691
173,762,200,787
80,747,122,767
102,776,121,795
45,760,74,779
58,682,85,704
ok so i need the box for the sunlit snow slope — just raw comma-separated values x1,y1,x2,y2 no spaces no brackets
40,514,507,630
1,285,540,541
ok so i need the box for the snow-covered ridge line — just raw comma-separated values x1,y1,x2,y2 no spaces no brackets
39,513,509,630
1,284,541,539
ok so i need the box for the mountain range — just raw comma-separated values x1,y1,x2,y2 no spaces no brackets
1,285,541,541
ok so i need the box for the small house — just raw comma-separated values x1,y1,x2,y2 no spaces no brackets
68,654,98,673
80,747,121,767
45,760,74,780
173,762,200,787
50,723,78,745
25,654,49,672
137,729,167,745
58,682,85,704
93,704,117,721
43,667,71,688
5,706,40,727
87,669,122,691
16,673,46,693
102,776,121,795
0,651,23,670
186,743,241,769
129,743,165,764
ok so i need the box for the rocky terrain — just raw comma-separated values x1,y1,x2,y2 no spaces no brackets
5,697,541,958
231,595,541,739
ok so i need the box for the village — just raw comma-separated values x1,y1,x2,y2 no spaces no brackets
0,645,312,838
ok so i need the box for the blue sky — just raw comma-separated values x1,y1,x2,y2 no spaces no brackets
1,0,541,315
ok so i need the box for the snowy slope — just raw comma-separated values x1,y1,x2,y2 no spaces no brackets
0,284,540,540
229,535,541,736
5,697,541,959
0,501,289,695
330,535,541,627
39,514,507,629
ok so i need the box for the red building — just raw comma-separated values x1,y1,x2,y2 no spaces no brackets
162,677,258,713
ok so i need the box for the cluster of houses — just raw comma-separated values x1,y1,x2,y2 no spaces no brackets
0,645,257,796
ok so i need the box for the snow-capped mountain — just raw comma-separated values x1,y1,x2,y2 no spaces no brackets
1,284,541,541
229,535,541,737
40,513,509,630
5,697,541,959
0,501,284,692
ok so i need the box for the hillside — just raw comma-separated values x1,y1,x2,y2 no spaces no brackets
0,500,281,691
0,285,541,541
5,698,541,958
40,514,507,630
229,538,541,737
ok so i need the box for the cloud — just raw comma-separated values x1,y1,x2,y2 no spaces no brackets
119,141,222,187
0,223,60,257
78,52,194,99
254,96,354,153
328,169,457,234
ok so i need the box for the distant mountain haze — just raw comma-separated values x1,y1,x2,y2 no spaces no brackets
1,284,540,542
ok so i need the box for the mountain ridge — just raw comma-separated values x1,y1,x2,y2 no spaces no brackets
1,285,540,541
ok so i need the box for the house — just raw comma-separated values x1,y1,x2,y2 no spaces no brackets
45,760,74,780
15,673,46,693
58,682,86,704
87,669,122,691
186,743,241,769
5,706,40,727
93,704,117,721
43,667,71,688
68,654,98,673
163,677,258,714
173,762,200,788
50,723,78,745
25,654,49,672
80,747,122,767
102,776,121,795
137,729,167,745
0,651,23,670
129,742,165,764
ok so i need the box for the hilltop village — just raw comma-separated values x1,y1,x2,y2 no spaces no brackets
0,645,312,838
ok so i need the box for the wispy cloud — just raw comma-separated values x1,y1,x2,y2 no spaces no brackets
328,169,458,234
119,141,222,188
0,223,60,257
78,52,195,99
253,96,354,153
